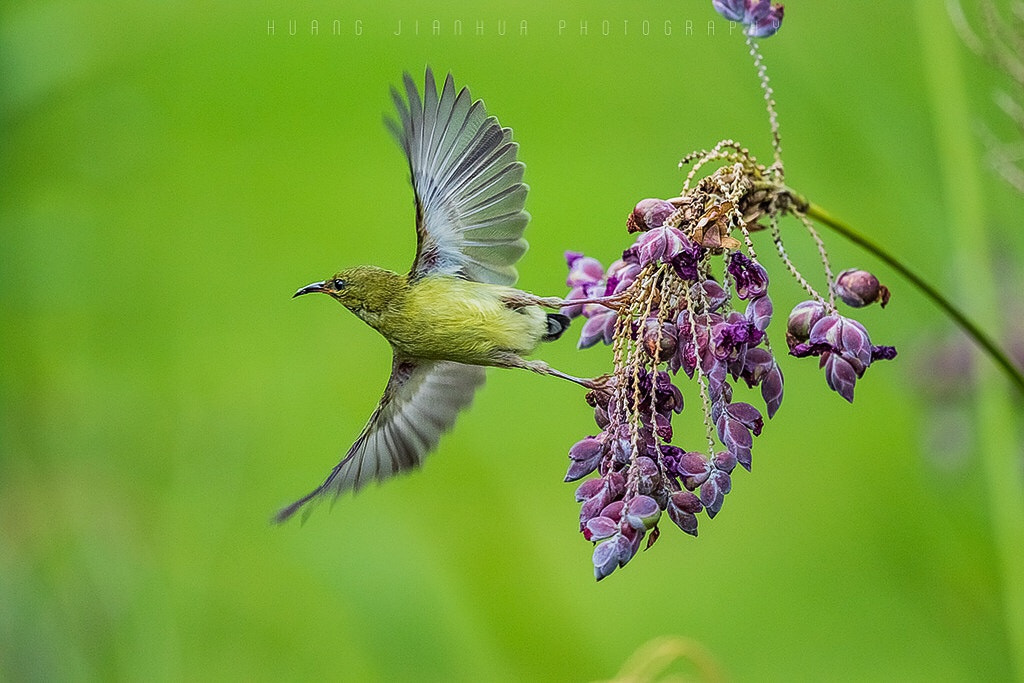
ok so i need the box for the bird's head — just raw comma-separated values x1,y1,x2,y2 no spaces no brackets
293,265,406,313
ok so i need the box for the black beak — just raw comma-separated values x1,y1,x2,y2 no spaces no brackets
293,281,327,298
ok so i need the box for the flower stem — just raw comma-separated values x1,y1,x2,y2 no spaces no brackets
789,197,1024,395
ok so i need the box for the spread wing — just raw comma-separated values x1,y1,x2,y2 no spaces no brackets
275,357,485,523
386,68,530,286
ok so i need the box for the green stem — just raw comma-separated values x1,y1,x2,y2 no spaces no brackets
788,196,1024,395
915,4,1024,679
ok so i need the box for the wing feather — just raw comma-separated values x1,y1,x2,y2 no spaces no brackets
388,67,530,286
275,357,485,523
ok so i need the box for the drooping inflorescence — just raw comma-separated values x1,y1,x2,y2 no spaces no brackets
557,1,896,580
563,150,895,579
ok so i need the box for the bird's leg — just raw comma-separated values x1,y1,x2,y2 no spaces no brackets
506,291,631,311
494,352,607,390
523,360,607,389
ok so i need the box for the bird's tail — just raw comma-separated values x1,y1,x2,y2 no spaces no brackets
542,313,572,342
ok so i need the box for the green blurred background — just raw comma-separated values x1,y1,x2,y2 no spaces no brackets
3,0,1023,680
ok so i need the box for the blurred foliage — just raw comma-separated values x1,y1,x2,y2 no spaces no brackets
2,0,1022,680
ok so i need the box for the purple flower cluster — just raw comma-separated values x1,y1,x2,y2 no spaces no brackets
561,200,791,580
712,0,785,38
562,186,896,579
550,3,900,581
568,369,690,579
563,251,640,349
786,302,897,403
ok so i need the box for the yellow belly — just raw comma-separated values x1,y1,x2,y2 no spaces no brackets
383,276,547,365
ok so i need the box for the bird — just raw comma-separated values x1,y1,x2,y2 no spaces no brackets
276,68,617,523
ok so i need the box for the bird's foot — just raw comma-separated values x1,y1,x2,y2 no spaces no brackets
521,359,607,390
535,291,631,311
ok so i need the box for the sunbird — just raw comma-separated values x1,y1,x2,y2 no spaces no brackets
277,69,615,523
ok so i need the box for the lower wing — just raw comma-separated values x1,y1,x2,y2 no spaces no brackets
275,356,485,523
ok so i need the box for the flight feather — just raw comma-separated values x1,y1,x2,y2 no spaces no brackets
386,67,530,286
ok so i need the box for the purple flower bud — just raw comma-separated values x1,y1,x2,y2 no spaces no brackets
564,251,586,269
642,318,678,360
675,310,715,378
746,1,784,38
695,280,729,313
579,490,609,527
711,317,764,361
601,500,624,522
788,313,895,402
659,444,682,466
605,471,626,500
834,268,890,308
636,226,693,266
717,416,753,469
634,456,661,494
728,252,770,300
713,451,737,474
716,401,761,470
565,454,601,482
812,316,872,370
786,301,826,347
872,345,898,361
566,255,606,288
746,294,773,332
653,413,672,442
725,401,764,436
627,198,677,233
738,347,773,386
669,240,704,280
560,286,587,319
653,371,685,415
615,525,644,566
624,495,662,530
562,252,609,318
566,436,605,481
575,478,605,502
578,311,617,349
670,490,703,514
667,491,702,536
823,352,859,403
712,0,746,21
666,450,712,490
608,261,642,294
761,360,784,418
584,516,618,541
700,469,732,518
608,424,633,465
705,362,729,404
593,539,619,580
713,0,784,38
569,436,603,462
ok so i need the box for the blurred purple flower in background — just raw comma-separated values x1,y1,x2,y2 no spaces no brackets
713,0,785,38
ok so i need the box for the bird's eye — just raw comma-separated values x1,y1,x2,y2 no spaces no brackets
332,278,346,290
